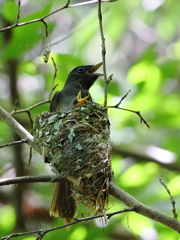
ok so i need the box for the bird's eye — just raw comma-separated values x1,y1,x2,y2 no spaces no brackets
77,67,85,73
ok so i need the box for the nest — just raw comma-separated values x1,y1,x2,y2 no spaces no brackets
33,101,112,214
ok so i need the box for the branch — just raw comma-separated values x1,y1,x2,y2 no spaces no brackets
98,0,109,107
16,0,21,24
0,106,39,152
0,139,27,149
10,100,50,115
108,90,150,128
159,175,178,219
0,175,64,186
113,89,131,107
1,175,180,234
2,208,133,240
0,0,115,33
109,181,180,233
113,107,150,128
49,57,58,100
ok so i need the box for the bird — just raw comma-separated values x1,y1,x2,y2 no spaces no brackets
49,62,103,223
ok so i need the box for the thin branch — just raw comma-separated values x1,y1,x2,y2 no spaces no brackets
1,175,180,235
115,107,150,128
114,90,131,107
107,74,113,83
10,100,50,115
0,106,39,152
26,110,33,129
16,0,21,24
109,181,180,233
108,90,150,128
41,19,49,38
28,147,32,166
98,0,108,107
41,18,52,64
69,0,117,7
159,175,178,219
49,57,58,100
2,208,133,240
0,0,115,33
0,139,27,149
0,175,64,186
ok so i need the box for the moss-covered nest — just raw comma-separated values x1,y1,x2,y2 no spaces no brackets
33,101,112,214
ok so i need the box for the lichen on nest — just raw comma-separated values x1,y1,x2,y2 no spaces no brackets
33,101,112,214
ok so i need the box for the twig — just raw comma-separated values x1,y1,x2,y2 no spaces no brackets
107,74,113,83
109,181,180,233
41,19,49,38
114,90,131,107
0,175,64,186
2,208,134,240
14,99,18,112
16,0,21,24
108,90,150,128
98,0,108,107
28,147,32,166
0,139,27,149
49,57,58,100
115,107,150,128
1,175,180,234
0,0,115,33
10,100,50,115
69,0,117,7
26,111,33,129
159,175,178,219
41,19,52,64
0,106,38,151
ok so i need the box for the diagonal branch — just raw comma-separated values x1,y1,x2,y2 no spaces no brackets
159,175,178,219
1,175,180,234
108,90,150,128
0,0,116,33
0,175,64,186
0,106,39,152
10,100,50,116
112,107,150,128
109,181,180,233
0,139,27,149
2,208,134,240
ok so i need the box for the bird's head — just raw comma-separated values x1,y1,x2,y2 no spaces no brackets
65,62,103,90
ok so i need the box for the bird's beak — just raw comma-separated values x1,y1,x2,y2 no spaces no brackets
86,62,104,76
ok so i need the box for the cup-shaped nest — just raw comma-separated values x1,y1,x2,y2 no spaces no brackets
33,101,112,214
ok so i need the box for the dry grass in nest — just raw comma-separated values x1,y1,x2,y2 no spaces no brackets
33,101,112,214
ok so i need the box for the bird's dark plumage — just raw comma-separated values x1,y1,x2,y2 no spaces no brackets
50,63,103,112
49,63,103,223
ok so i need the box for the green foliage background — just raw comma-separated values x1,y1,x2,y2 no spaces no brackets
0,0,180,239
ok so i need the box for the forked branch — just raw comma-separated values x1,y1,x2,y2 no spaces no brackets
0,0,116,33
108,90,150,128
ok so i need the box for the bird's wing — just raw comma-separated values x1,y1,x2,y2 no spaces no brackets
50,91,62,112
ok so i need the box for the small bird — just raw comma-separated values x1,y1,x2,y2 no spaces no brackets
50,63,103,112
49,63,103,223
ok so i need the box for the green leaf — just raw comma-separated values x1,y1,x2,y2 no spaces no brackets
2,0,18,23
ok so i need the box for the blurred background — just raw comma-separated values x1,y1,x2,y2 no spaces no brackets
0,0,180,239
